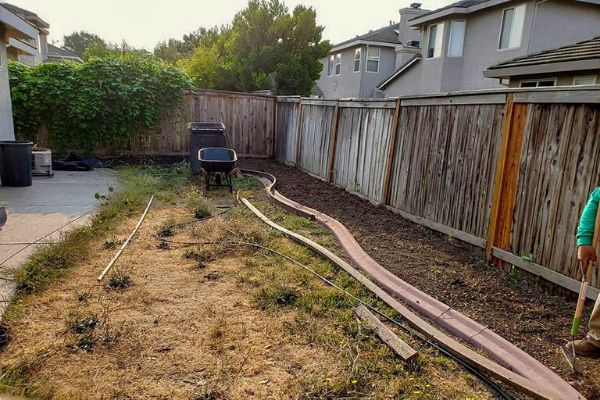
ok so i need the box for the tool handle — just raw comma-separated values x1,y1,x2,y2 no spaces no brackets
571,202,600,337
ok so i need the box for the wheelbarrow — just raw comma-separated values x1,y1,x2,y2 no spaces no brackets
198,147,237,192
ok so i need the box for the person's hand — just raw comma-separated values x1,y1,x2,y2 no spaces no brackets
578,245,597,275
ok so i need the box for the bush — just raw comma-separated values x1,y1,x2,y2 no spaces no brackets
8,55,191,154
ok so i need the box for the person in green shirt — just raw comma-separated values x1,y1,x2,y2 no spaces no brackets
569,187,600,357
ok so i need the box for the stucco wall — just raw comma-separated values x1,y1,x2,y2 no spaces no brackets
384,0,600,96
0,25,15,141
529,1,600,54
317,45,396,99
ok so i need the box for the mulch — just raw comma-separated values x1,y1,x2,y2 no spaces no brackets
240,158,600,399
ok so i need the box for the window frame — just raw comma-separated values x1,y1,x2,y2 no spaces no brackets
354,48,361,73
447,20,466,58
498,4,526,51
366,47,380,73
519,78,556,88
573,75,597,85
427,23,444,59
327,55,334,77
334,53,342,76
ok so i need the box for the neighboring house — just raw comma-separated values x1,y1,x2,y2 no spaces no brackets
47,43,83,63
484,36,600,87
316,3,429,99
1,2,48,66
0,4,39,141
378,0,600,96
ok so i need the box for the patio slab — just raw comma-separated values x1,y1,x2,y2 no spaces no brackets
0,170,116,312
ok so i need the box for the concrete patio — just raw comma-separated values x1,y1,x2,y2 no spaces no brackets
0,170,116,312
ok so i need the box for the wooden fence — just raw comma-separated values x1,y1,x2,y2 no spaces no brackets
93,89,276,158
46,86,598,298
275,88,600,300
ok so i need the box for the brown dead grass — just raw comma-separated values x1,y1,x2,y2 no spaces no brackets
0,177,496,400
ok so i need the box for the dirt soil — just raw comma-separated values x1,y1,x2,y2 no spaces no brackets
240,158,600,399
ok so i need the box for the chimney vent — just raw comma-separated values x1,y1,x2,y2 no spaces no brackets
410,2,421,8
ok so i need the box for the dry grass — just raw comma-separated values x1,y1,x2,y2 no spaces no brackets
0,171,495,399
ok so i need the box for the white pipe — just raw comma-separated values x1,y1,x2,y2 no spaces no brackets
97,195,154,281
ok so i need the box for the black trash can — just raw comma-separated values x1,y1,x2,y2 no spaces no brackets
189,122,227,174
0,141,33,187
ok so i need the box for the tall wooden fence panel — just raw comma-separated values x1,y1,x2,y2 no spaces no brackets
186,90,276,158
275,98,301,165
297,101,337,178
510,103,600,287
388,103,505,239
332,101,396,203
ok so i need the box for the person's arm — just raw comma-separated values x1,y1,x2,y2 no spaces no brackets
577,187,600,268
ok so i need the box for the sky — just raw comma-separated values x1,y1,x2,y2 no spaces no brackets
6,0,455,51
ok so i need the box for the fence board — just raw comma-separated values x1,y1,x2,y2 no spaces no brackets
296,104,335,179
275,100,300,165
510,104,600,287
388,104,504,238
332,106,395,203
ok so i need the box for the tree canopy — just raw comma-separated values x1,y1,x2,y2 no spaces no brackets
63,31,106,57
179,0,330,95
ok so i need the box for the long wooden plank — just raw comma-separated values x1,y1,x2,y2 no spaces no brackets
327,102,340,183
486,95,514,259
354,305,418,361
240,197,570,400
492,248,599,301
382,99,401,205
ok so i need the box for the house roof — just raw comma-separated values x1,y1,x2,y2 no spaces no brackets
410,0,600,26
331,23,400,52
377,54,421,90
0,4,38,41
47,43,84,63
0,2,48,31
484,36,600,78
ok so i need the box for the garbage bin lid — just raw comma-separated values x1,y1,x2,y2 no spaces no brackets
188,122,225,131
0,140,33,146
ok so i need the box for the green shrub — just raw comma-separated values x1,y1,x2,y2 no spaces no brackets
8,56,191,154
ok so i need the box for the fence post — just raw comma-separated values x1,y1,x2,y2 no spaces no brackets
272,97,278,160
486,94,527,268
326,101,340,183
294,101,304,167
382,98,402,205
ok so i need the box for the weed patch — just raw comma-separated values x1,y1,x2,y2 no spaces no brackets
254,285,299,309
107,273,133,290
156,218,176,238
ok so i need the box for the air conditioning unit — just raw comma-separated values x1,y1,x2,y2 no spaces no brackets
32,148,53,177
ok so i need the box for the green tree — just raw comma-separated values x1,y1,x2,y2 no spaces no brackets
154,27,221,64
180,0,330,95
63,31,106,57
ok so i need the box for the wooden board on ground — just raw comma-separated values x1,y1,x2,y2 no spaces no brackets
354,305,418,361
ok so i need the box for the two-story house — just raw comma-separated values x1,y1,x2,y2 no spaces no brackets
316,3,428,99
0,3,40,141
378,0,600,96
1,2,49,66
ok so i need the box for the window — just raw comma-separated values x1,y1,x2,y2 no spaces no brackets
327,55,334,76
520,79,555,88
573,76,597,85
448,20,466,57
427,23,444,58
354,48,361,72
499,4,526,49
335,53,341,75
366,47,380,72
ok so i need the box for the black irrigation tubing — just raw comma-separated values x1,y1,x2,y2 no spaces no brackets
157,232,512,400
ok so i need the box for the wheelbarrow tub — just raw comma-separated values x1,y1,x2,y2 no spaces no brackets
198,147,237,174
